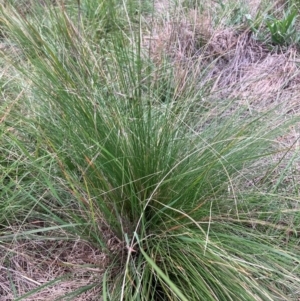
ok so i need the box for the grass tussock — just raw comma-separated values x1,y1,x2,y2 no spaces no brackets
0,0,300,300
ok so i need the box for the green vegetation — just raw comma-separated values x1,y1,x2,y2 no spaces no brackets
1,0,300,300
266,9,299,46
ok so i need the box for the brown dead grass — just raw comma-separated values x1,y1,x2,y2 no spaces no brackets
204,32,300,110
0,239,107,301
146,9,300,113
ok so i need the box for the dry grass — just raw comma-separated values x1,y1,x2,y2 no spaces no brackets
203,32,300,110
0,239,106,301
146,6,300,113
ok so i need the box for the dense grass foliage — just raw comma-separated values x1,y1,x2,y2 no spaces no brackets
1,1,300,300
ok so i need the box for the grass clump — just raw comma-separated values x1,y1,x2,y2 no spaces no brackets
0,0,300,300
